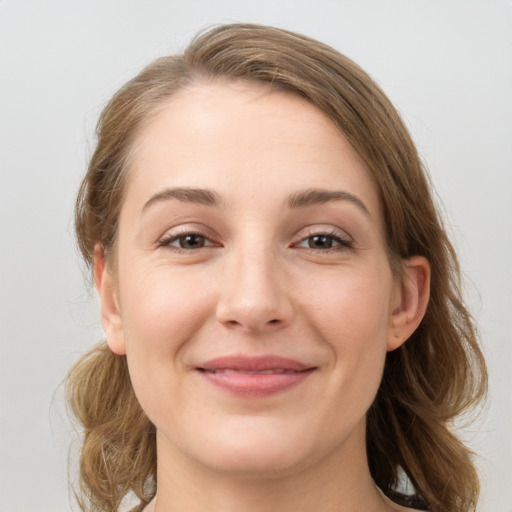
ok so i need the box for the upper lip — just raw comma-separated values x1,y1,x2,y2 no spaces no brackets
198,355,314,372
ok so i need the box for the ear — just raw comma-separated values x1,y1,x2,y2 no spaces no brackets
387,255,431,351
93,245,126,355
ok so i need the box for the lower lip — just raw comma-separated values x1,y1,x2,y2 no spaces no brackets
199,369,315,397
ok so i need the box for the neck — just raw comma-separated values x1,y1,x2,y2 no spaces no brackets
152,428,391,512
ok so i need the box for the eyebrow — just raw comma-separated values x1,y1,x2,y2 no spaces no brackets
287,188,371,217
142,187,221,212
142,186,370,217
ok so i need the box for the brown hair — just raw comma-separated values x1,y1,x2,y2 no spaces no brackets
67,23,487,512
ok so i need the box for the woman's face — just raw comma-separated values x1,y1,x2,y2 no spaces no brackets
99,81,413,478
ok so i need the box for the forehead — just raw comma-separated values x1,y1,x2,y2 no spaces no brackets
124,81,380,216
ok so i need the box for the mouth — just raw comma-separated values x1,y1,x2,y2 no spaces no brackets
197,355,317,397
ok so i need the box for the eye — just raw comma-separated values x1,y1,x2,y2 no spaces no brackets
296,232,353,251
159,232,216,250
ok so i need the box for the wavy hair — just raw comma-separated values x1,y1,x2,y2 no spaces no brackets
67,23,487,512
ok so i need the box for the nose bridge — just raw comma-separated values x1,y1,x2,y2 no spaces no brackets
216,236,292,331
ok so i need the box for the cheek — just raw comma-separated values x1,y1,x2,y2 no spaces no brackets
301,265,393,394
304,265,393,344
120,264,214,350
117,266,216,404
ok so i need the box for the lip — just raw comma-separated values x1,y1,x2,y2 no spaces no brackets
197,355,316,397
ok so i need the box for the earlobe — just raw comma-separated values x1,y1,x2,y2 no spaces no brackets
387,255,431,351
93,245,126,355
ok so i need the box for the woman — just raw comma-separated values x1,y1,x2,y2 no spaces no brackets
67,24,487,512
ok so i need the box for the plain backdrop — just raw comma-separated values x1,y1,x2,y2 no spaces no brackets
1,1,511,511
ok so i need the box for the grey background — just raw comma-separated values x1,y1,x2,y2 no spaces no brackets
1,1,511,511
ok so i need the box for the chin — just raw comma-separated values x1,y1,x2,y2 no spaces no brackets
205,445,308,480
182,416,319,479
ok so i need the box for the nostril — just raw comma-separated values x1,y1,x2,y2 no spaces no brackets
269,319,280,324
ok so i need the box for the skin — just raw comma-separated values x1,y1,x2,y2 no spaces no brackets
96,81,430,512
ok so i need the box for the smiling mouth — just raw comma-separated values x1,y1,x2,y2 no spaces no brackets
201,368,308,375
197,355,316,397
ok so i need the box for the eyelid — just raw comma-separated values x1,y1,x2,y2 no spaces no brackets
292,227,354,250
167,234,216,248
155,224,353,252
157,224,221,249
295,226,352,242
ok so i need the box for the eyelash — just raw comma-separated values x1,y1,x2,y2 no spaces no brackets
294,230,354,252
158,229,353,254
158,231,218,253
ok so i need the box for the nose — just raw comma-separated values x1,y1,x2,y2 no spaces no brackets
215,248,294,333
